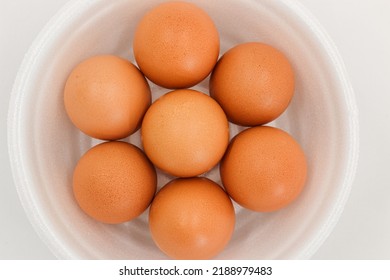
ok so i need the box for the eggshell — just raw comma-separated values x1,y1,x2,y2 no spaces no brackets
149,177,235,260
133,1,220,89
73,141,157,224
220,126,307,212
141,89,229,177
64,55,151,140
210,42,295,126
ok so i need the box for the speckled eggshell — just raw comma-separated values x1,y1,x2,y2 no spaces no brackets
64,55,151,140
210,42,295,126
149,177,235,260
73,141,157,224
141,89,229,177
133,1,220,89
220,126,307,212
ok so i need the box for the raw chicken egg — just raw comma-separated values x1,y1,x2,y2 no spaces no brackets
73,141,157,224
149,177,235,260
133,1,220,89
141,89,229,177
64,55,151,140
210,42,295,126
220,126,307,212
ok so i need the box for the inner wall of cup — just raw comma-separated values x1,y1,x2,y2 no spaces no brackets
21,0,350,259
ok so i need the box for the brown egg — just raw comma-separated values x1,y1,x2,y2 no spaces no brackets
73,141,157,224
149,177,235,260
64,55,151,140
210,42,295,126
220,126,307,212
141,89,229,177
133,1,220,89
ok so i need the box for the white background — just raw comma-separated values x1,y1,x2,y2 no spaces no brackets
1,0,389,259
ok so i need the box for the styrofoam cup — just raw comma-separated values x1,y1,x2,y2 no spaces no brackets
8,0,359,259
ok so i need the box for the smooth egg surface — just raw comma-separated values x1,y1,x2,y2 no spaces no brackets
149,177,235,260
141,89,229,177
210,42,295,126
133,1,220,89
73,141,157,224
220,126,307,212
64,55,151,140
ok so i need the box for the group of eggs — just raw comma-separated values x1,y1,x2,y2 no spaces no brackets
63,1,308,259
